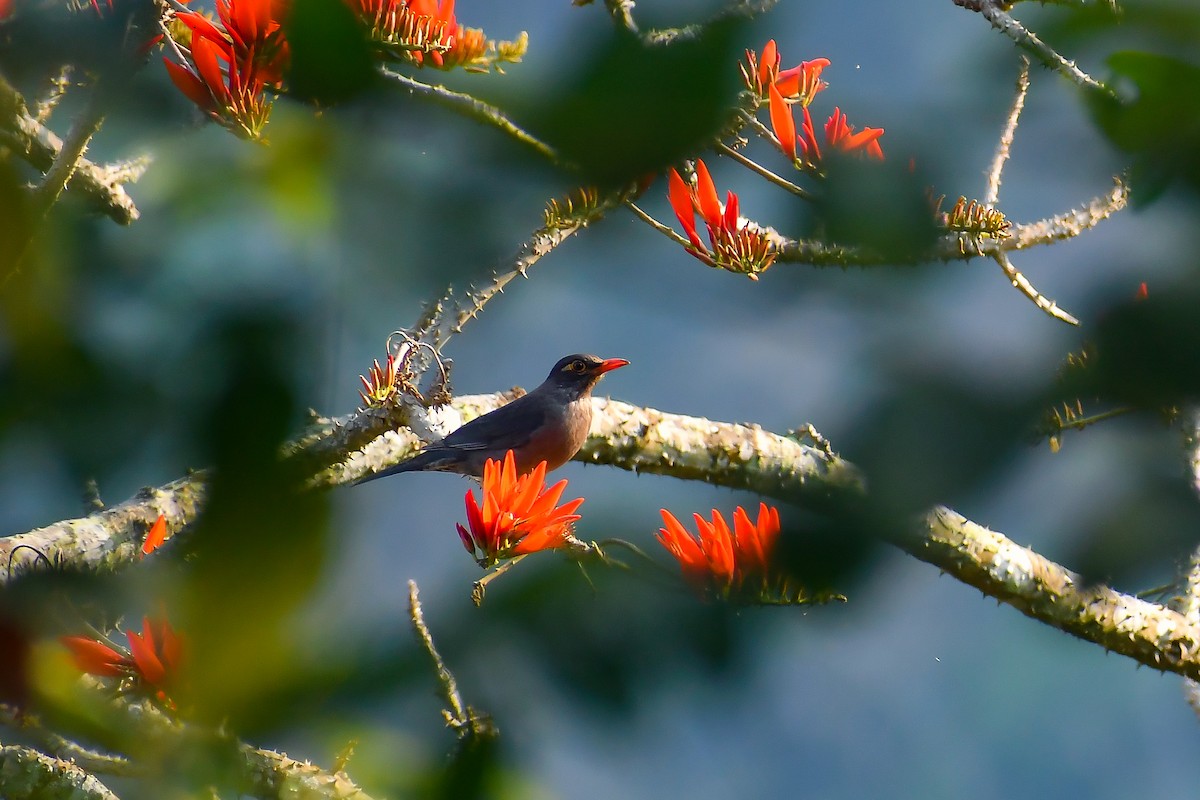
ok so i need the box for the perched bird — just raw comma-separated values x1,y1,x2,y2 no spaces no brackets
357,353,629,481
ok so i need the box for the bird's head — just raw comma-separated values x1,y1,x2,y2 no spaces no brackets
544,353,629,397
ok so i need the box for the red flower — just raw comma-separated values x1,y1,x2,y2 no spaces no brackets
769,84,885,167
404,0,456,66
657,503,783,601
742,40,828,107
457,450,584,567
824,107,885,161
61,637,127,678
667,160,775,279
164,0,288,139
61,616,184,696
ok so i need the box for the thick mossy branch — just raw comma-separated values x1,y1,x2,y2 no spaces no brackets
8,393,1200,681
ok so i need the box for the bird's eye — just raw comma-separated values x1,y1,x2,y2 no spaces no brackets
569,360,586,372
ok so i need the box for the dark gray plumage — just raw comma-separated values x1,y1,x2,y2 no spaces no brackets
357,353,629,481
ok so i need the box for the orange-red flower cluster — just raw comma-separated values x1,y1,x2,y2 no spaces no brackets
742,39,828,108
165,0,288,139
62,616,183,702
658,503,783,601
163,0,521,136
457,450,584,567
770,84,884,167
667,159,775,280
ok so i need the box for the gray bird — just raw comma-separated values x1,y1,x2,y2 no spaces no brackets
357,353,630,481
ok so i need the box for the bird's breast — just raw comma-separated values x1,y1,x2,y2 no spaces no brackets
517,397,592,473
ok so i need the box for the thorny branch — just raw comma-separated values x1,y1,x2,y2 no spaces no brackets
379,68,558,162
408,581,495,739
0,74,144,225
985,56,1029,206
952,0,1112,96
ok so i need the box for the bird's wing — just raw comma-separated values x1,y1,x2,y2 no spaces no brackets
437,394,548,452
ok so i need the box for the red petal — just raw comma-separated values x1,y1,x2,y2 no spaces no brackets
142,514,168,556
191,36,230,102
722,190,739,232
61,637,127,677
693,160,722,228
759,39,778,86
127,622,166,685
164,59,214,110
456,523,476,554
768,83,796,162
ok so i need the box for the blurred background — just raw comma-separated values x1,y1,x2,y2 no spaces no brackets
3,0,1200,797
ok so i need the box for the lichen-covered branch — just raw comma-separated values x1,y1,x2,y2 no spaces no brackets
0,744,121,800
1,693,376,800
8,394,1200,680
0,75,144,225
0,473,204,585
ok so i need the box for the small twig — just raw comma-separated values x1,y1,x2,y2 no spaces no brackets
33,66,73,124
408,581,496,740
451,187,627,334
953,0,1112,96
407,580,467,727
29,82,107,216
985,56,1029,206
603,0,638,33
624,200,696,249
740,109,783,148
992,251,1079,325
715,142,811,199
470,556,524,606
379,68,558,162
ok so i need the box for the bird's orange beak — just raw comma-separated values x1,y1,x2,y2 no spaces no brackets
597,357,630,374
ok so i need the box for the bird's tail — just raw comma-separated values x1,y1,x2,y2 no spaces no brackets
354,451,435,485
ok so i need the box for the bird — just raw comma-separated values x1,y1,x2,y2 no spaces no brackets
357,353,630,482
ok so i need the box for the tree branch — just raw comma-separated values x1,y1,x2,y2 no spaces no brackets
984,56,1029,206
0,74,144,225
8,394,1199,681
378,68,558,162
0,744,121,800
952,0,1111,96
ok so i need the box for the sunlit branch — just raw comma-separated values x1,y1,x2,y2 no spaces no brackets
992,251,1079,325
952,0,1111,96
1002,178,1128,251
379,68,558,161
985,56,1029,206
715,142,811,199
